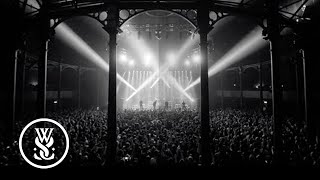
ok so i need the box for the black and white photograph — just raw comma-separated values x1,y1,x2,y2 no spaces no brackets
1,0,320,173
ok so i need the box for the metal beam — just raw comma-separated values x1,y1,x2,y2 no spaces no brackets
259,59,263,113
198,0,212,167
105,4,119,167
279,0,304,10
58,58,62,109
220,71,224,109
48,1,265,20
267,0,283,165
22,0,306,31
37,1,50,118
77,65,81,109
289,0,309,20
239,67,243,109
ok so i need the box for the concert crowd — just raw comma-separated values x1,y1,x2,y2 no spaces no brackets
0,108,319,168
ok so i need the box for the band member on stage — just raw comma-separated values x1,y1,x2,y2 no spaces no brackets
182,101,186,110
153,100,157,110
165,101,169,110
139,100,143,110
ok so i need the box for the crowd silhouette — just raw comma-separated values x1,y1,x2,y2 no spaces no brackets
0,108,319,168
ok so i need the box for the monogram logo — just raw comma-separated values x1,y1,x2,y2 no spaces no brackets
34,128,55,160
19,118,69,169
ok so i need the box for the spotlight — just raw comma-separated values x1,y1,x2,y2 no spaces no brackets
129,59,135,67
185,60,191,67
119,53,127,63
53,100,58,104
143,53,152,67
167,53,176,66
192,53,201,63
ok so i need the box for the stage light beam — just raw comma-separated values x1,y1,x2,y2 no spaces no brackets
166,74,194,102
185,26,267,92
55,23,137,92
126,71,159,101
167,52,176,67
125,32,199,101
161,76,171,88
150,77,160,89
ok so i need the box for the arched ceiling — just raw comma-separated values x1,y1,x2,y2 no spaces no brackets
19,0,319,23
14,0,319,68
